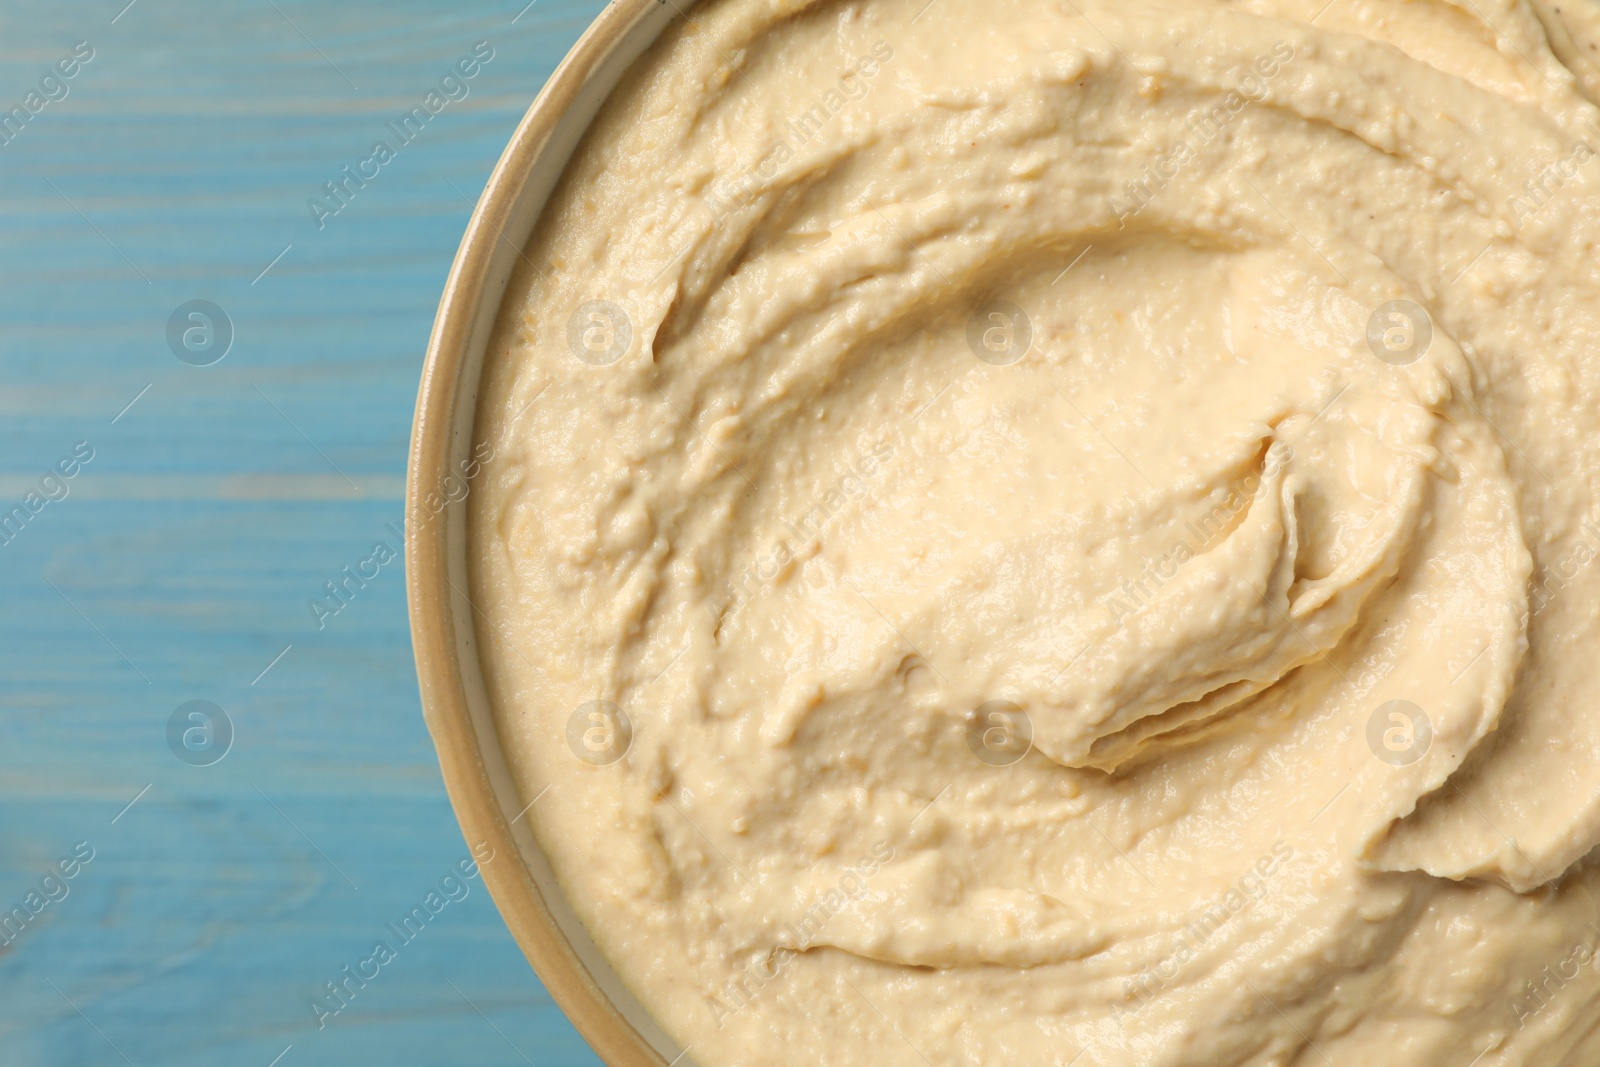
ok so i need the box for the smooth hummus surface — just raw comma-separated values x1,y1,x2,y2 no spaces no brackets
470,0,1600,1063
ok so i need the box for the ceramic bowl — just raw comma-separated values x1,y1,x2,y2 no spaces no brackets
406,3,690,1064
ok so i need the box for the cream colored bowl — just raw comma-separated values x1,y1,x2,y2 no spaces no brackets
406,3,689,1063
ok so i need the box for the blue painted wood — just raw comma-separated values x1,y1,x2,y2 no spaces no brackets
0,2,610,1064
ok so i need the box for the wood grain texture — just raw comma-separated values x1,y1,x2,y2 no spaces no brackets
0,2,610,1064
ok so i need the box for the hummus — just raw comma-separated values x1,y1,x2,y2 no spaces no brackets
470,0,1600,1063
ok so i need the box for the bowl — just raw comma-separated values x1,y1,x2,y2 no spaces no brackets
406,3,690,1064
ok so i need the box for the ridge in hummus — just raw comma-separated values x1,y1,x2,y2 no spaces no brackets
470,0,1600,1063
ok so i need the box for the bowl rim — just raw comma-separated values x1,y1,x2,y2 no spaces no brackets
405,3,682,1064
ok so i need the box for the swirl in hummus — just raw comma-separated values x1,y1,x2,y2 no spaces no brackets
471,0,1600,1063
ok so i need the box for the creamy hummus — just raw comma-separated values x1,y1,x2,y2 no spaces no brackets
471,0,1600,1062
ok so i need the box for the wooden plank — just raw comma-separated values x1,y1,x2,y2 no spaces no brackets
0,2,610,1063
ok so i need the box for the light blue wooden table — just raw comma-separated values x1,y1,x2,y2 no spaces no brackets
1,3,608,1064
